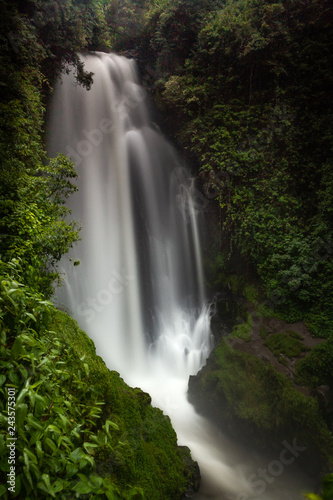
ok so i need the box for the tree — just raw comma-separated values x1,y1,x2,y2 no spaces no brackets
1,155,80,297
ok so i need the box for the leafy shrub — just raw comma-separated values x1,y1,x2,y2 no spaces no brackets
1,155,80,298
0,272,143,499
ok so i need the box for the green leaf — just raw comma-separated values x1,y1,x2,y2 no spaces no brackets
72,480,93,495
25,312,36,322
0,330,6,345
70,447,85,463
83,442,98,454
23,466,33,488
38,475,56,498
35,440,43,460
0,434,5,455
27,415,44,431
8,371,20,385
89,475,103,488
105,419,119,434
47,424,61,434
16,403,28,428
52,479,64,494
18,366,28,382
106,491,119,500
16,387,29,405
66,463,79,477
0,375,5,387
45,438,57,453
24,447,37,463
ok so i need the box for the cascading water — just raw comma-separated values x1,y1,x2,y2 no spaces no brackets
48,52,313,499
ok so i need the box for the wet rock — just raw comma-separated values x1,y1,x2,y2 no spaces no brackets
179,446,201,497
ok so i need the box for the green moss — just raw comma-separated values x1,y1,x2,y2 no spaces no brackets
193,341,333,461
227,274,245,295
277,354,289,366
264,332,309,358
243,284,258,303
229,312,252,341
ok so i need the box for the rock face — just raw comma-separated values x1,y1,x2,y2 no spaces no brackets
187,353,264,448
179,446,201,497
187,340,333,475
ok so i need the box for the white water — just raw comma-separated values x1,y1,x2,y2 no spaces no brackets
48,53,313,499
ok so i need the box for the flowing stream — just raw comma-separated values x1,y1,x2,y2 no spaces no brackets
48,52,313,499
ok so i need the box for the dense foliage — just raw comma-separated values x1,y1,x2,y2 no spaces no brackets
0,261,190,498
0,0,144,295
0,0,89,296
134,0,333,337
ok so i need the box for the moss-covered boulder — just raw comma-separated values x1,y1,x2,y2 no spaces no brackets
188,340,333,473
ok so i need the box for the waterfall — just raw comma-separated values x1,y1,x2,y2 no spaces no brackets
48,52,313,499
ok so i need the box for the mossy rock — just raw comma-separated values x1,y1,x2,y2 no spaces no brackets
230,312,252,341
264,331,309,358
188,340,333,471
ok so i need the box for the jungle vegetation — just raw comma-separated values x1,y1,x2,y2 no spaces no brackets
0,0,332,497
